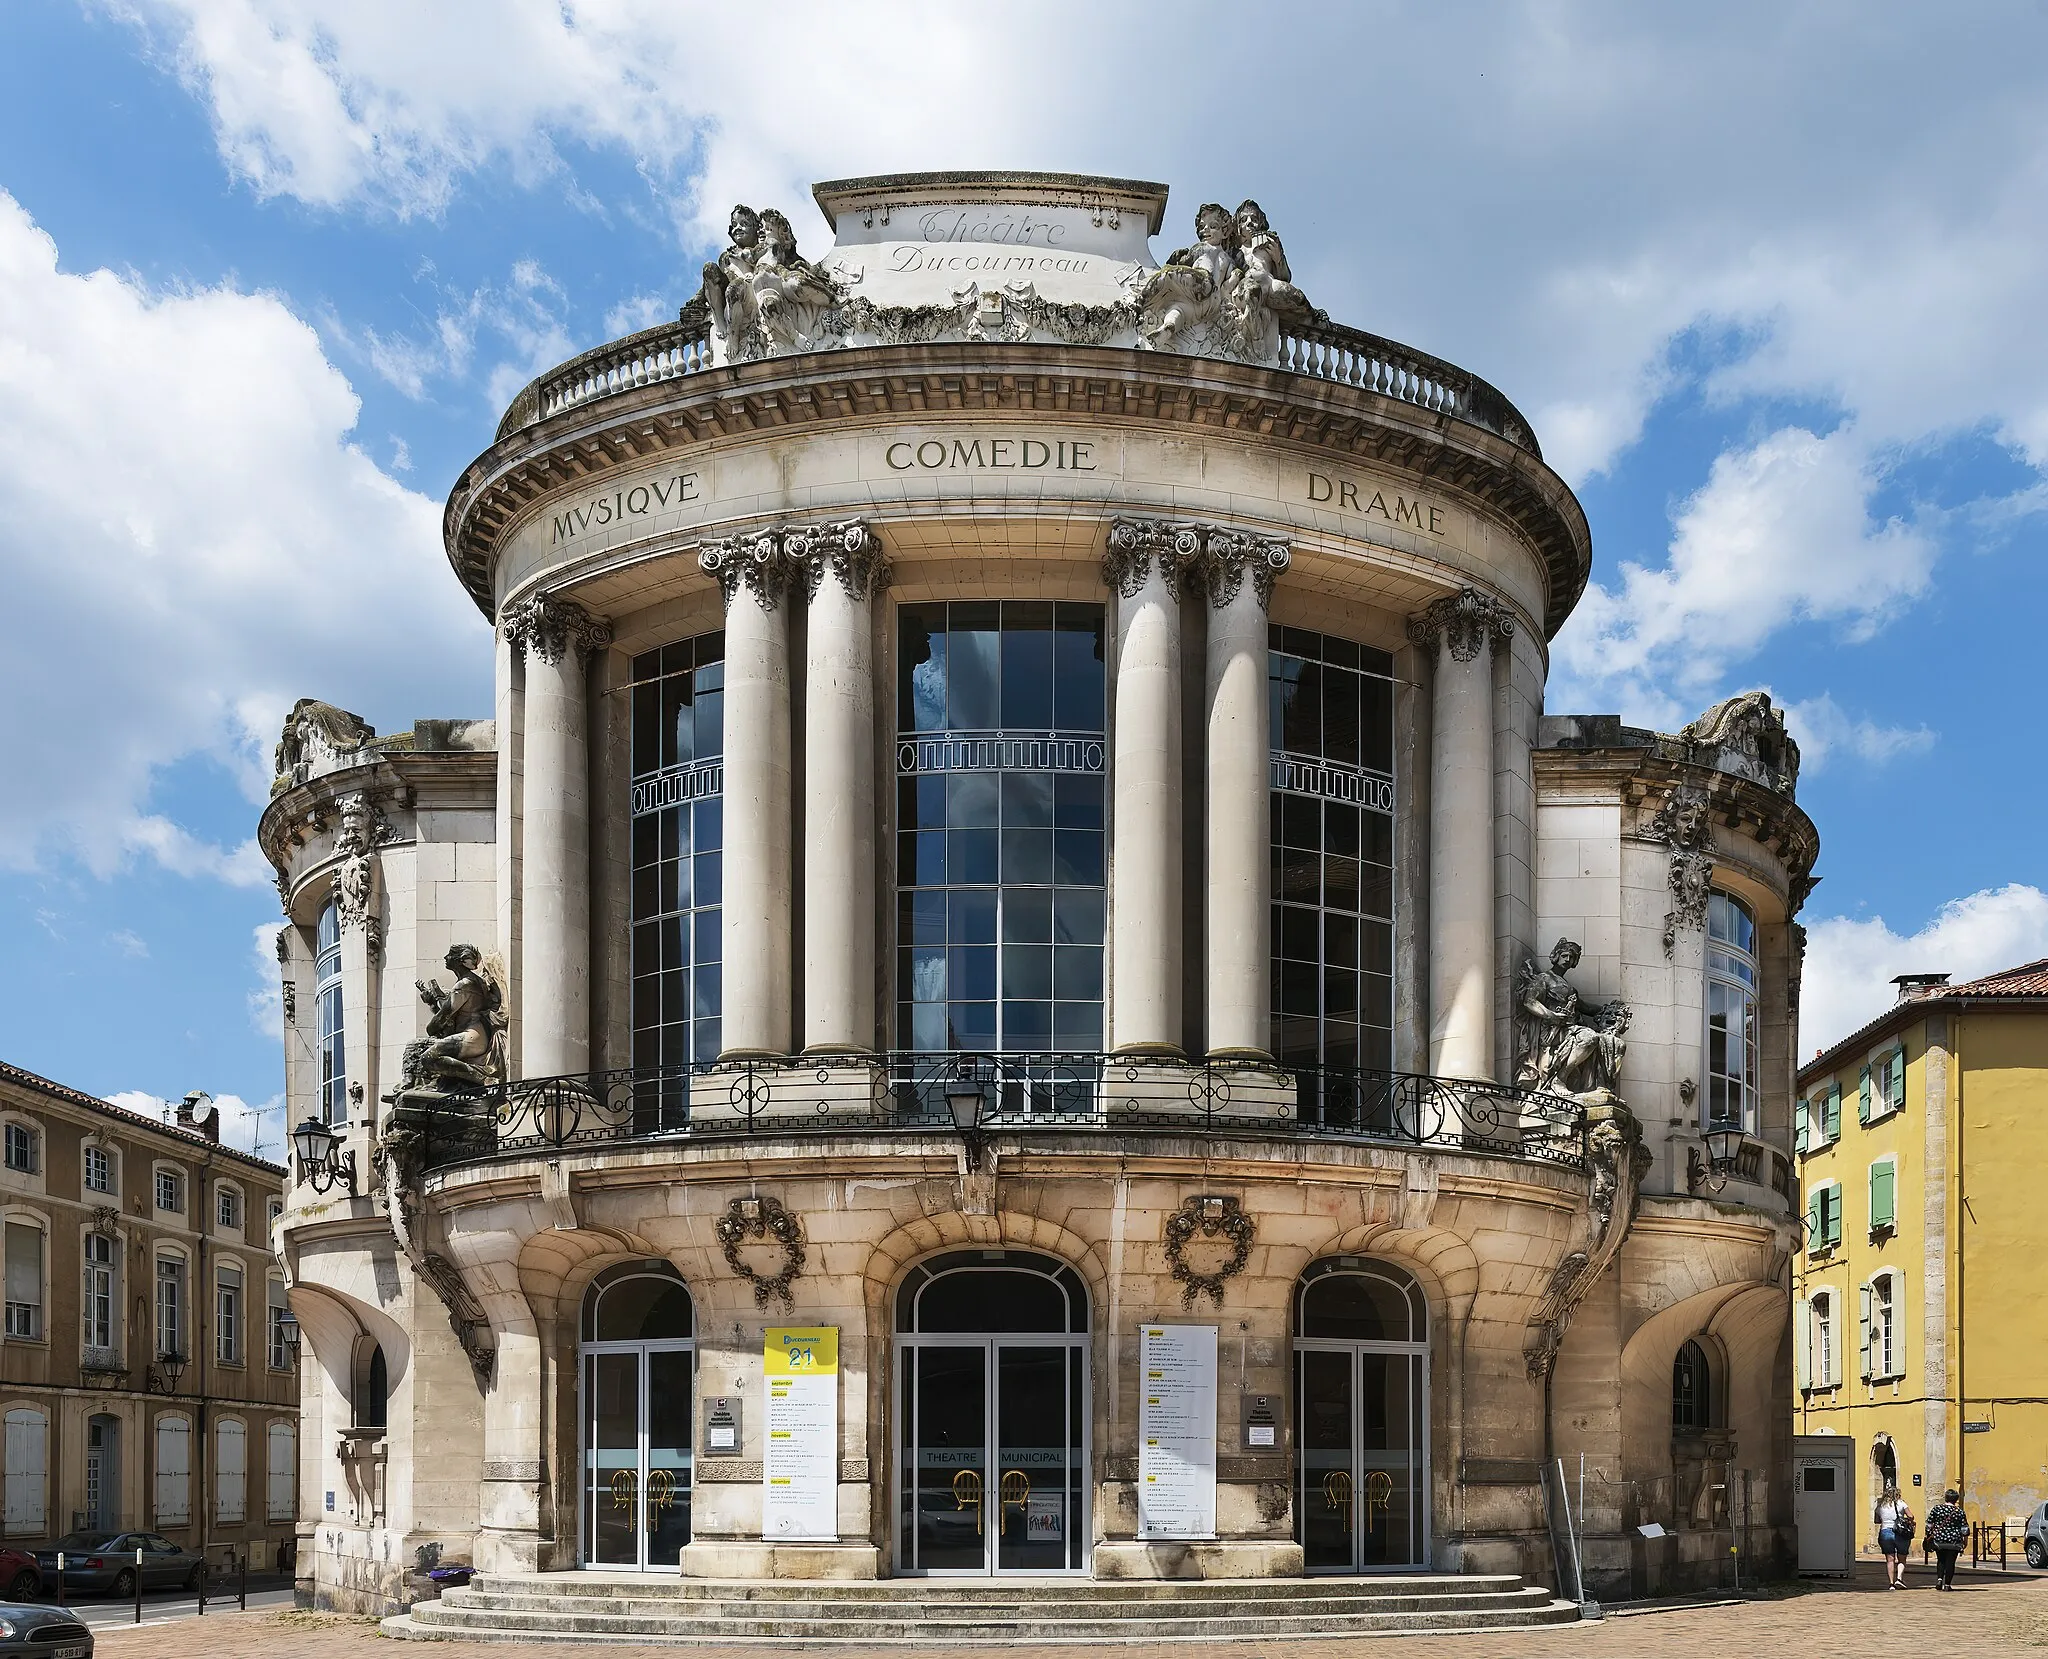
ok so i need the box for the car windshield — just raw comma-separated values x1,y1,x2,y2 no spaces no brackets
52,1533,115,1550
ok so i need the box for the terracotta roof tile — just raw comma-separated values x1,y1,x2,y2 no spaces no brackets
1944,956,2048,998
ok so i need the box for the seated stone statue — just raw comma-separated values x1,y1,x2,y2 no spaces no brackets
1223,199,1319,362
1515,939,1630,1105
400,945,508,1092
1137,202,1240,353
700,205,767,359
753,208,841,353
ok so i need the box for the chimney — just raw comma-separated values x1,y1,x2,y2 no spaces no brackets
1892,973,1950,1002
176,1090,221,1143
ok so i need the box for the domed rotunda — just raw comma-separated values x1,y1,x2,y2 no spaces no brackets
261,172,1816,1623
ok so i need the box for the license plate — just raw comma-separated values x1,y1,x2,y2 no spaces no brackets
53,1645,89,1659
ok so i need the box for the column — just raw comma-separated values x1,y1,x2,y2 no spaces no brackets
504,593,611,1079
1203,529,1290,1057
1407,588,1513,1081
701,532,794,1057
1105,518,1187,1054
795,521,887,1053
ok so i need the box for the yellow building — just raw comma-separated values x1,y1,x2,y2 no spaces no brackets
1794,957,2048,1555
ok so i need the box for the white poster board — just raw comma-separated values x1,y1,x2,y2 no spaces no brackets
762,1327,838,1542
1137,1323,1217,1539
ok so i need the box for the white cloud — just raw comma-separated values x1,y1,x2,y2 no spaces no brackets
246,920,284,1039
0,190,488,877
1801,884,2048,1055
603,291,674,340
1782,694,1935,771
1551,425,1938,712
109,929,150,959
107,1087,286,1158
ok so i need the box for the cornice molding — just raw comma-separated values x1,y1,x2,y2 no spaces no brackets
442,344,1591,637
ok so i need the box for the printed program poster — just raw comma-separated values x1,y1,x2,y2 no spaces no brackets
762,1326,838,1541
1137,1323,1218,1539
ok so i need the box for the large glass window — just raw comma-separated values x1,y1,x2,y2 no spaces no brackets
83,1234,116,1356
629,635,725,1077
1269,628,1395,1073
1705,891,1760,1133
896,602,1106,1054
155,1255,185,1360
1672,1339,1712,1429
315,900,345,1124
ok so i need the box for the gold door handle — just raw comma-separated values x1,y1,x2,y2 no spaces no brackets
1364,1470,1393,1526
647,1466,677,1525
609,1469,638,1512
953,1469,984,1535
1000,1470,1031,1535
1323,1470,1353,1534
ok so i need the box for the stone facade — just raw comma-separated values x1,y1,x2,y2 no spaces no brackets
261,173,1818,1611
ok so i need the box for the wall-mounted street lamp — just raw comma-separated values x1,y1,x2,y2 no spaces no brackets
292,1116,357,1196
276,1307,302,1364
146,1351,187,1395
945,1062,989,1171
1686,1124,1747,1195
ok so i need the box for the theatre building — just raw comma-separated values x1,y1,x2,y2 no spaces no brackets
261,172,1819,1630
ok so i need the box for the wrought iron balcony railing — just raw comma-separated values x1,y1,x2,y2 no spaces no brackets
398,1053,1588,1178
494,314,1540,457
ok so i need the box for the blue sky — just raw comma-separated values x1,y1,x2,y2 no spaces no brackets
3,2,2046,1153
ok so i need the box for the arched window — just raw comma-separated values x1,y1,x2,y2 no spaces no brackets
355,1344,388,1430
895,1250,1089,1333
1705,891,1760,1134
316,900,345,1123
82,1232,118,1359
1296,1259,1427,1343
580,1262,695,1343
1672,1339,1713,1430
1810,1292,1835,1388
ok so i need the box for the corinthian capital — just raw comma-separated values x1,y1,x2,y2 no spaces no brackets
1201,527,1291,610
786,519,890,603
1103,516,1199,603
699,529,794,610
502,593,613,665
1406,587,1514,663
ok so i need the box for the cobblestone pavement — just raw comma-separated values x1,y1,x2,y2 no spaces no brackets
85,1565,2048,1659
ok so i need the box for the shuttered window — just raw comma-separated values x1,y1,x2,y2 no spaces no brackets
1808,1182,1842,1250
154,1415,191,1526
1857,1063,1872,1125
4,1224,42,1340
1794,1296,1811,1390
266,1421,297,1522
1794,1102,1810,1155
215,1418,247,1523
2,1408,47,1536
1811,1294,1835,1388
1822,1085,1841,1143
1869,1157,1896,1232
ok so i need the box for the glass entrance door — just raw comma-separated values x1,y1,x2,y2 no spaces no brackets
1294,1344,1426,1570
900,1339,1086,1573
583,1343,694,1569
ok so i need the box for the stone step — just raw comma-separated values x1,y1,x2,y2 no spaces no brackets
433,1586,1559,1622
388,1598,1581,1643
457,1571,1537,1603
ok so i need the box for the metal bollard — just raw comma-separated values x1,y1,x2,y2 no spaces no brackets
133,1546,142,1624
198,1554,206,1616
53,1552,63,1608
239,1550,247,1611
2003,1522,2009,1571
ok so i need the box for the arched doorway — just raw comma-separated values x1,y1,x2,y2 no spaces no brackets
579,1261,694,1570
1294,1258,1430,1571
894,1250,1089,1575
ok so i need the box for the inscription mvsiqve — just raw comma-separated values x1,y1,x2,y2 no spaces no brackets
551,472,701,544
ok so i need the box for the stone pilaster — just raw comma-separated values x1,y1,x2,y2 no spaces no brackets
503,593,612,1079
792,521,888,1053
1201,528,1289,1056
1104,518,1190,1054
1408,588,1513,1082
700,532,795,1057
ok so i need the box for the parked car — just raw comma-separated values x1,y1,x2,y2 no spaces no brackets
2026,1500,2048,1569
0,1605,89,1658
33,1534,200,1597
0,1553,37,1603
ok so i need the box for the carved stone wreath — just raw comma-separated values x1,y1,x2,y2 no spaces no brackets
714,1195,806,1309
1164,1195,1255,1308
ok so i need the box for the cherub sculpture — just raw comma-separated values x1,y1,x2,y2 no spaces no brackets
1137,202,1240,353
1515,938,1630,1105
1223,199,1319,361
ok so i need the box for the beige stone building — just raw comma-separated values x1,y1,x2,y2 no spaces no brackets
261,172,1818,1619
0,1063,297,1577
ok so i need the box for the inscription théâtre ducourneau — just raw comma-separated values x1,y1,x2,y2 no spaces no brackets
1306,470,1446,536
550,472,700,545
885,437,1098,472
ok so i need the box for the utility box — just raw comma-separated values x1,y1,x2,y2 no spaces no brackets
1793,1434,1854,1575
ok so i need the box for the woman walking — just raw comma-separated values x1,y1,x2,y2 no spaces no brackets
1875,1485,1915,1586
1926,1489,1970,1590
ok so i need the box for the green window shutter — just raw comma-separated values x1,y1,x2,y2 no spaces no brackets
1890,1050,1907,1112
1858,1284,1874,1380
1794,1103,1810,1155
1805,1190,1821,1250
1871,1160,1895,1230
1826,1185,1843,1248
1794,1297,1811,1391
1857,1064,1872,1125
1824,1086,1841,1142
